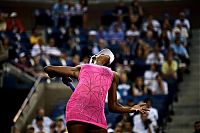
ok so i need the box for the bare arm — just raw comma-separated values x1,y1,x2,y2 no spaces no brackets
108,72,148,113
44,65,80,79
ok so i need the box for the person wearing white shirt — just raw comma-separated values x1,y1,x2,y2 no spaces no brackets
31,38,47,57
174,12,190,30
133,113,157,133
32,107,53,130
32,116,50,133
142,14,161,32
146,43,164,65
144,63,158,87
143,98,159,128
149,73,168,95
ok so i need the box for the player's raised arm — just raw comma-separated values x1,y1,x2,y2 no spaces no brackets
44,65,80,79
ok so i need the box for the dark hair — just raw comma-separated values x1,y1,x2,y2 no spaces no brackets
194,121,200,126
143,97,152,103
36,115,43,121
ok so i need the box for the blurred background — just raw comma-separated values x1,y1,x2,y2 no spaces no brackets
0,0,199,133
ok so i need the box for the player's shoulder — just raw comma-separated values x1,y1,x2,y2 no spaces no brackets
112,71,119,76
112,71,120,80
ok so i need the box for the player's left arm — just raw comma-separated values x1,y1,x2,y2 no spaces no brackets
108,71,148,114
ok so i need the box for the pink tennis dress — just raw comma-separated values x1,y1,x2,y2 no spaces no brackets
65,64,113,129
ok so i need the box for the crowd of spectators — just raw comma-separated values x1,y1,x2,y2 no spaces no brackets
0,0,193,133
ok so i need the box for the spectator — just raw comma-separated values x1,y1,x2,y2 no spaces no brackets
15,52,33,74
26,125,35,133
126,29,140,58
132,45,148,79
66,38,81,57
0,38,9,62
149,73,168,95
172,25,188,47
118,41,133,67
158,30,171,52
143,98,159,132
67,54,80,67
174,12,190,30
52,0,69,28
80,55,89,65
161,50,178,80
45,38,64,57
30,54,47,77
146,42,164,65
128,14,143,30
114,122,123,133
97,25,109,41
112,0,129,18
118,71,131,102
32,116,50,133
161,50,178,104
87,30,98,55
133,112,157,133
92,38,107,55
32,107,53,129
194,121,200,133
142,14,161,32
160,17,173,41
142,30,156,48
54,118,66,133
132,77,148,96
170,38,190,69
123,121,133,133
144,63,158,87
109,22,125,43
0,12,7,32
30,26,42,45
31,37,47,58
110,16,126,32
79,0,88,28
129,0,144,17
6,12,25,33
49,122,56,133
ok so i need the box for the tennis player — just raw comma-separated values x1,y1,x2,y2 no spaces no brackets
44,48,148,133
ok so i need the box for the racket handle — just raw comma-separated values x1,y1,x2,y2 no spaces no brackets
62,77,75,91
66,82,75,91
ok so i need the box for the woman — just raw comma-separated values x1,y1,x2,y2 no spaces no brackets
44,49,148,133
132,76,148,96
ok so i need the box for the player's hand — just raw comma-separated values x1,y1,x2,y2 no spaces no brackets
130,103,149,114
44,66,55,78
